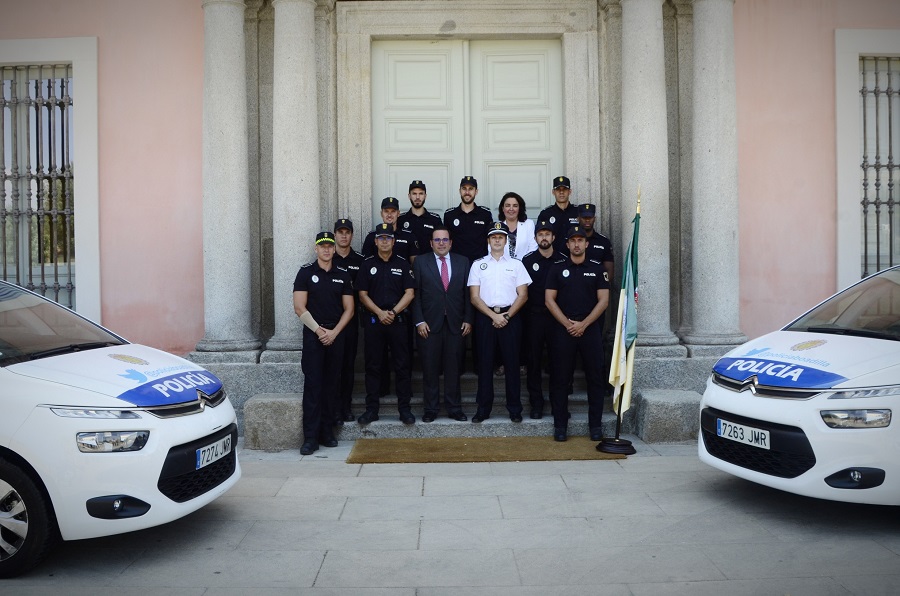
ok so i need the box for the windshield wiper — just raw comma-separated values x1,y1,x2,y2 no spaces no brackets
27,341,120,361
804,326,900,341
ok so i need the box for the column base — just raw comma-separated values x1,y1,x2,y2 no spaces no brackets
265,336,303,351
683,344,742,359
636,332,683,347
259,349,302,364
681,331,748,346
187,350,260,364
634,343,688,358
194,338,262,352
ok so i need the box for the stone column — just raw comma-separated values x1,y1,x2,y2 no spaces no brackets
599,1,623,257
264,0,321,353
620,0,680,348
196,0,260,354
682,0,746,348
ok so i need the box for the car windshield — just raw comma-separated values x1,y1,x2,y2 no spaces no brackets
0,282,125,367
786,267,900,342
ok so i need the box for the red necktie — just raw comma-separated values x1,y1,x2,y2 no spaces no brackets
440,256,449,291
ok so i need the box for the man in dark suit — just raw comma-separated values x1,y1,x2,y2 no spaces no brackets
411,226,473,422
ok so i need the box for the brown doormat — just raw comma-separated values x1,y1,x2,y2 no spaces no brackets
346,436,627,464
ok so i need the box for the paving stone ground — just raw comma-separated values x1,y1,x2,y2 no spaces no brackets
5,437,899,594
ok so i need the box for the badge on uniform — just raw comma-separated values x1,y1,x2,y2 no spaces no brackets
480,263,487,270
370,267,377,275
550,216,556,223
311,275,319,283
532,263,539,271
453,219,460,226
562,269,570,278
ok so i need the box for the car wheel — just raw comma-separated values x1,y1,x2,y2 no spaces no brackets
0,458,57,578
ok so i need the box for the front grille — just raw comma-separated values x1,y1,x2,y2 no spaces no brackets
701,408,816,478
157,423,237,503
712,373,821,400
145,388,228,419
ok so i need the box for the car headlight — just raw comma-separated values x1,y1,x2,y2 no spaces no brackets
829,386,900,399
52,408,142,419
76,430,150,453
820,409,891,429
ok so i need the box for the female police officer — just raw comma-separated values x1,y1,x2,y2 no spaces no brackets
293,231,355,455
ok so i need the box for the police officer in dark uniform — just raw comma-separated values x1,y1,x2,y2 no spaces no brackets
293,231,356,455
398,180,443,256
564,203,615,284
356,223,417,425
332,218,364,424
362,197,419,261
537,176,579,253
444,176,492,264
545,225,611,442
521,220,565,419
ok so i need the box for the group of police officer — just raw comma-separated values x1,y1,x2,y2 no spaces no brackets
292,176,613,455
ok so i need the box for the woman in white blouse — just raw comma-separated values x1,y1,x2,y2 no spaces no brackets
497,191,537,260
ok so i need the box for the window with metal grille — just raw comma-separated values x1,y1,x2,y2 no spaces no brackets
1,64,75,309
860,56,900,278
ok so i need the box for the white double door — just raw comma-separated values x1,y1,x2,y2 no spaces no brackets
371,39,564,221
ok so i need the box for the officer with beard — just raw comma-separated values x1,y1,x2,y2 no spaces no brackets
521,220,565,419
545,225,610,442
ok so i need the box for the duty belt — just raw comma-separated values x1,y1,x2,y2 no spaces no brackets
491,305,511,314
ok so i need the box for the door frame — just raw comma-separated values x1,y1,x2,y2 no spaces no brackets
336,0,601,235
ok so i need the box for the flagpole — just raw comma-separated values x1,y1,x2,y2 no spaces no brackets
598,191,640,455
597,338,636,454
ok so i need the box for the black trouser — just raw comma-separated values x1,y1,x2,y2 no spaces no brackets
337,318,359,419
364,313,412,414
301,326,346,442
417,317,465,416
525,309,554,412
473,310,523,417
548,319,605,430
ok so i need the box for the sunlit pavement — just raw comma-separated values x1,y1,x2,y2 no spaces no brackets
5,436,900,595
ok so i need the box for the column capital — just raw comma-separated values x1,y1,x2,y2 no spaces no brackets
201,0,246,9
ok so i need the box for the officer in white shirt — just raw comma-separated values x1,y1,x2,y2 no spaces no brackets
467,222,532,423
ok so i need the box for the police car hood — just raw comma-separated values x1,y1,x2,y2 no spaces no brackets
6,344,223,407
712,331,900,389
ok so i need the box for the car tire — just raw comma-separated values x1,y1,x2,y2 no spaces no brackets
0,457,57,578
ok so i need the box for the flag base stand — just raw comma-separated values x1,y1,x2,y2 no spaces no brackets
596,437,636,455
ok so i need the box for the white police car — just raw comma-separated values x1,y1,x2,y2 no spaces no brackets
699,266,900,505
0,281,240,577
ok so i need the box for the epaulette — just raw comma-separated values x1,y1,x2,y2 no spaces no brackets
300,261,315,269
588,259,602,265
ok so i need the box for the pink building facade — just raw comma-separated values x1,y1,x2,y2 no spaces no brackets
2,0,898,405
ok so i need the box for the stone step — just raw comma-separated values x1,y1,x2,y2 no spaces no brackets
334,411,620,440
243,392,635,450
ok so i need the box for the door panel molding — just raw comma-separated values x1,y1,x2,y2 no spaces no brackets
337,0,600,235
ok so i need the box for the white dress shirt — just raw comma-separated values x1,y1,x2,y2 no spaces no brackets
467,252,531,307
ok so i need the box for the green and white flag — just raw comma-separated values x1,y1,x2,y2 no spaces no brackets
609,200,640,414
